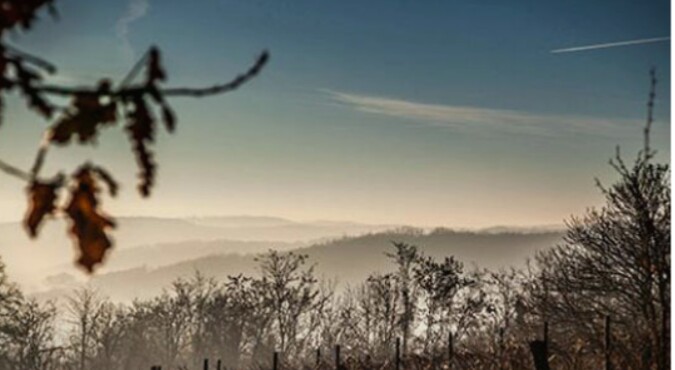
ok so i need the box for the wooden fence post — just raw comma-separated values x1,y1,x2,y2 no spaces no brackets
499,327,505,370
396,337,401,370
605,315,612,370
448,331,454,370
273,351,279,370
335,345,341,370
529,321,551,370
316,348,321,367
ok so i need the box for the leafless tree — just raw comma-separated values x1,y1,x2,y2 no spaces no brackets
532,70,669,370
387,242,419,355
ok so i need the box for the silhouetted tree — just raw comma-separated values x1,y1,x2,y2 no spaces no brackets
0,298,57,370
387,242,419,355
414,255,470,352
533,70,669,370
255,251,323,359
64,288,109,370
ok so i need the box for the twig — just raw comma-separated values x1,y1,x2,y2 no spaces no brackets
644,67,657,155
3,43,57,74
29,128,53,178
162,50,269,97
118,48,150,89
32,50,269,98
0,159,30,181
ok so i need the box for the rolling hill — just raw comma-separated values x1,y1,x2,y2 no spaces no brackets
81,227,564,301
0,215,395,290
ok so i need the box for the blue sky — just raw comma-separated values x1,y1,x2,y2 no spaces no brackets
0,0,670,227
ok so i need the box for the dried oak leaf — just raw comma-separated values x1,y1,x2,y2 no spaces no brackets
146,84,175,134
124,96,156,197
146,47,166,83
161,104,175,133
50,80,116,144
24,178,62,238
90,165,118,197
65,166,116,273
145,48,175,133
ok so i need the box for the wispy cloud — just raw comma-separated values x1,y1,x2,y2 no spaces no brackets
551,37,669,54
326,90,636,137
116,0,150,59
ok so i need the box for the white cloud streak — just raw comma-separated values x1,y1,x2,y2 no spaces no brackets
551,37,669,54
116,0,150,59
326,90,635,137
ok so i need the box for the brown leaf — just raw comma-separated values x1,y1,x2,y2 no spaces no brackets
124,96,156,197
50,80,116,145
64,166,116,273
90,165,119,197
146,47,166,83
161,104,175,133
146,83,176,134
24,178,62,238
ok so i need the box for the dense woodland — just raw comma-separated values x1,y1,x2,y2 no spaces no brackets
0,142,670,369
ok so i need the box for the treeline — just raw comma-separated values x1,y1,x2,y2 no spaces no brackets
0,145,669,370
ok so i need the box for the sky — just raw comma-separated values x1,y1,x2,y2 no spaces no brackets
0,0,670,228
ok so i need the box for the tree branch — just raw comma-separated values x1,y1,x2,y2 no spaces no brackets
3,43,57,74
0,159,30,181
162,50,269,97
118,48,150,89
644,67,657,156
29,129,52,178
32,50,269,98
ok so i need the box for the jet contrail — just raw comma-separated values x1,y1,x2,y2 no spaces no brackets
551,36,670,53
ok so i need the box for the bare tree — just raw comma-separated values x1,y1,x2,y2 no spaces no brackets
0,299,57,370
414,255,473,352
256,251,322,359
64,288,108,370
533,70,670,370
387,242,419,355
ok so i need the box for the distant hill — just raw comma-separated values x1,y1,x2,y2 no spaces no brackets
0,215,395,290
83,227,564,301
188,216,296,228
101,239,298,272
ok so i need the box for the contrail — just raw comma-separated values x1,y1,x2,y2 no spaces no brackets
116,0,150,58
551,36,669,53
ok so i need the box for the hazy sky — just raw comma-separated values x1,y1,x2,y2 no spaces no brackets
0,0,670,227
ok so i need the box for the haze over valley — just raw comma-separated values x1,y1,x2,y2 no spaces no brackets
0,215,562,302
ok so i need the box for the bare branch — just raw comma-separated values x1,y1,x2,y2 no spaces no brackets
3,43,57,74
29,129,53,178
32,50,270,98
118,48,150,89
162,50,269,97
644,67,657,155
0,159,30,181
